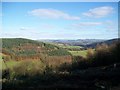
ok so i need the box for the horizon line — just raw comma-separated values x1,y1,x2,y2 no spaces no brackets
1,37,119,40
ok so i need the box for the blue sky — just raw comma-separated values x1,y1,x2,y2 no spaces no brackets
2,0,120,2
1,2,118,40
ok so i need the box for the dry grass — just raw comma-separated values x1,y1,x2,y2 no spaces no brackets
45,55,72,67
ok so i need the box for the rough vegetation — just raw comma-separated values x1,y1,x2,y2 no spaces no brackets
2,38,72,62
1,38,120,89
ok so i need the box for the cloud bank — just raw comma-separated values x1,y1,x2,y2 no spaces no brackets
73,22,102,27
28,8,80,20
83,6,114,18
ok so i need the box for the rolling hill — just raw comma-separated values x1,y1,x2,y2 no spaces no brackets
85,38,120,48
1,38,72,61
39,39,105,46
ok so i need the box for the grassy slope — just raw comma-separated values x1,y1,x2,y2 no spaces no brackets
2,60,19,70
0,54,19,70
0,54,2,70
1,55,45,70
2,40,120,89
1,38,72,70
3,60,44,69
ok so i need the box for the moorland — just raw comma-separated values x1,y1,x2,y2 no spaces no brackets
0,38,120,90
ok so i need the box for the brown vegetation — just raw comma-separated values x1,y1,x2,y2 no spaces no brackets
2,39,120,89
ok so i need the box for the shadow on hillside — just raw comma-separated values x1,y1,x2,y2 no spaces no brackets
2,65,120,90
2,41,120,89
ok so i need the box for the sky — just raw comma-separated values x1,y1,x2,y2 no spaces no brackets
2,0,120,2
1,2,118,40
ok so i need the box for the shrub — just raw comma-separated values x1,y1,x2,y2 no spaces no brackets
96,43,109,54
90,42,120,67
45,55,72,68
86,48,95,59
2,56,11,61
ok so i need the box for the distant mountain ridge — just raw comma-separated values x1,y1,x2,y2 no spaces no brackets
38,39,105,46
85,38,120,48
38,38,120,48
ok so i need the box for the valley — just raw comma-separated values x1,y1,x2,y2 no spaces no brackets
1,2,119,89
1,38,120,89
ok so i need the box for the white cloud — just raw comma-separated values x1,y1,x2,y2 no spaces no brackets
28,8,80,20
83,6,114,18
20,27,28,30
19,27,36,32
73,22,102,27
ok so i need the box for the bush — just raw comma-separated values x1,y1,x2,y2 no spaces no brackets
86,48,95,59
90,42,120,67
44,55,72,68
61,42,120,71
2,56,11,61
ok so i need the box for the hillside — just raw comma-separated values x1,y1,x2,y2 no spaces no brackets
1,38,72,61
2,38,120,89
39,39,105,46
85,38,120,48
39,39,120,49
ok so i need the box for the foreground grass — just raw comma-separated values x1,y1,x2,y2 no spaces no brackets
0,54,21,70
2,57,120,89
0,55,2,71
1,59,45,71
1,60,20,70
2,63,120,89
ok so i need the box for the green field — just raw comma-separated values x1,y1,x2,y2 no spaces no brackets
2,60,20,70
0,53,45,70
69,50,88,57
1,59,45,71
58,44,82,49
49,43,83,49
0,57,19,70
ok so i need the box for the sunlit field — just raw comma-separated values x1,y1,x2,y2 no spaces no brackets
69,50,88,57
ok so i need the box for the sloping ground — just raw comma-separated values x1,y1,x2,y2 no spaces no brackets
1,38,72,62
2,63,120,89
2,38,58,55
2,39,120,89
85,38,120,48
